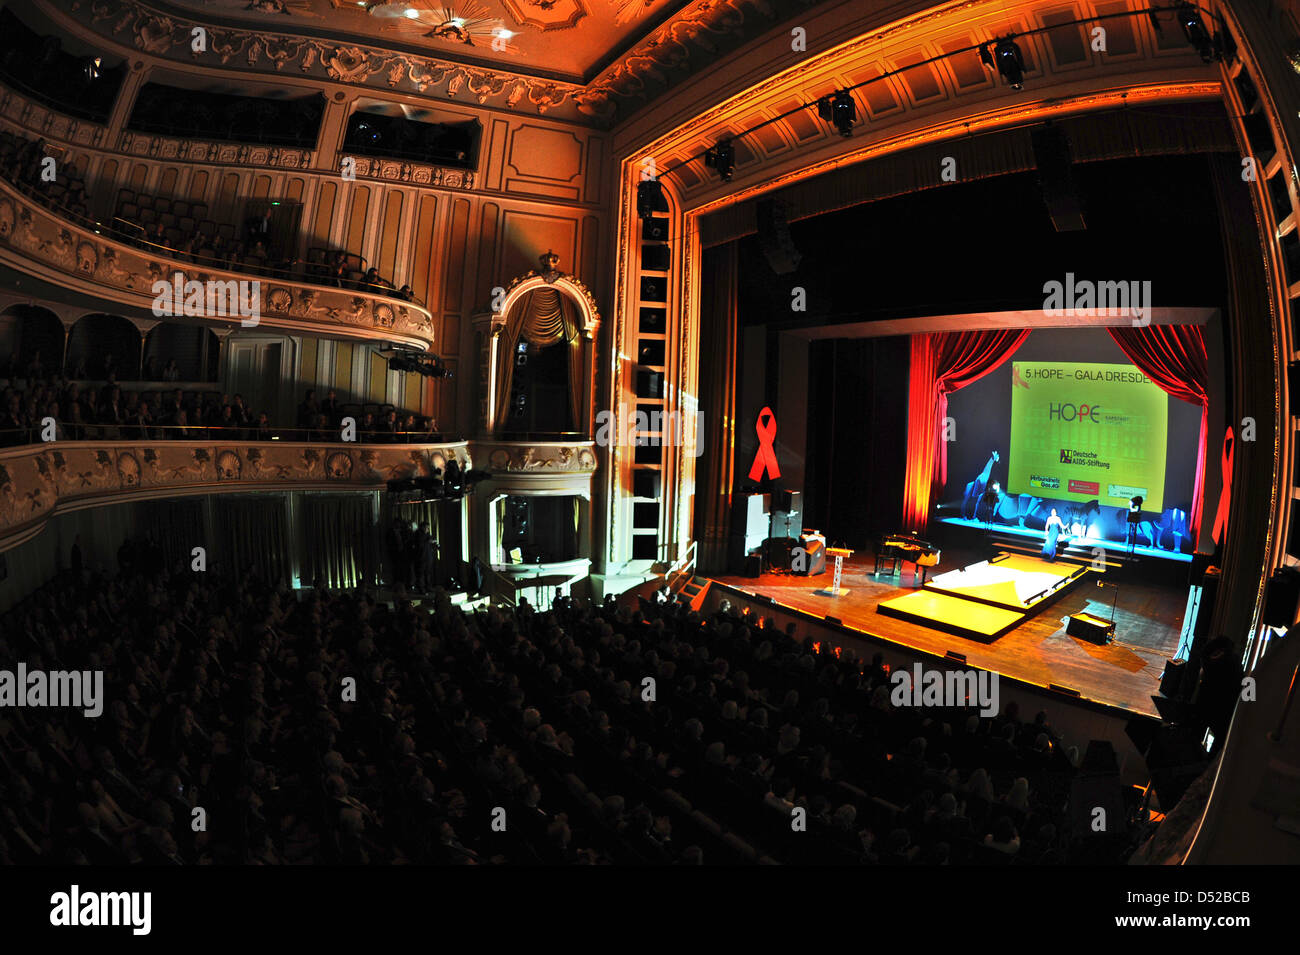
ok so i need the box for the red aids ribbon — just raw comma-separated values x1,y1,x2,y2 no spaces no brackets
1212,426,1233,546
748,407,780,481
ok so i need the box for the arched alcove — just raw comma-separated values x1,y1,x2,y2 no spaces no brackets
65,314,143,380
479,261,600,438
0,305,65,379
143,323,220,382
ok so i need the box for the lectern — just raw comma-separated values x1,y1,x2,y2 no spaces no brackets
818,547,853,597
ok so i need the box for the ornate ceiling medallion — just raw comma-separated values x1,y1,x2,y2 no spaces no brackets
366,1,515,50
501,0,587,32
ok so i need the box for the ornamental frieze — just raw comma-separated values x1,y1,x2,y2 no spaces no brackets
0,441,471,548
68,0,593,121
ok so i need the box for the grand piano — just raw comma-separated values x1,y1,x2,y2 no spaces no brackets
874,532,941,584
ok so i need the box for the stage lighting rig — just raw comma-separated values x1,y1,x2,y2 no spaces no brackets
704,140,735,181
993,37,1025,90
387,352,453,378
817,91,856,137
1175,1,1217,62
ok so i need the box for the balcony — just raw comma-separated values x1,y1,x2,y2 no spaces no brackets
0,437,468,551
0,175,436,349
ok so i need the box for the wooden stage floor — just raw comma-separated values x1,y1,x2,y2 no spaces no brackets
712,548,1185,717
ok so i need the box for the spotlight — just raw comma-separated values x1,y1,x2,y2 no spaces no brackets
994,37,1025,90
636,178,665,220
84,56,102,82
704,140,735,181
1176,1,1217,62
817,90,856,137
979,44,995,71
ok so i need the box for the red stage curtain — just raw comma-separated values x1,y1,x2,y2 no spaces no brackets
902,329,1029,531
1106,325,1208,544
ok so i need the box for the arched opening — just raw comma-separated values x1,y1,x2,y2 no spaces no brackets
0,304,64,379
143,323,220,382
490,284,593,438
65,314,142,380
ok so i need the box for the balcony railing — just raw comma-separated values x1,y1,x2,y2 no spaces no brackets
0,437,470,550
0,175,436,348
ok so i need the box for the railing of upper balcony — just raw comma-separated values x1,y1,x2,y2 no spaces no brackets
0,130,424,308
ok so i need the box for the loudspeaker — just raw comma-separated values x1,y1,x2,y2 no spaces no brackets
794,538,826,576
1030,123,1085,232
1262,566,1300,627
772,489,801,513
633,470,661,499
743,554,762,578
1066,612,1115,643
756,198,802,274
763,536,797,570
1159,658,1186,697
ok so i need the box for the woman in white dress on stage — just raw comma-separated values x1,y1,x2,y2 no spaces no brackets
1041,508,1067,562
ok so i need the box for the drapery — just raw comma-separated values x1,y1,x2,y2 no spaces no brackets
492,288,585,431
214,496,290,584
902,329,1030,531
299,494,379,589
1107,324,1209,544
694,243,739,572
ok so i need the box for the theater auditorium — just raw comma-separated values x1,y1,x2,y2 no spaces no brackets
0,0,1297,872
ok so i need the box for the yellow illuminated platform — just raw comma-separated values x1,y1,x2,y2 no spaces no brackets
925,554,1089,611
876,590,1026,641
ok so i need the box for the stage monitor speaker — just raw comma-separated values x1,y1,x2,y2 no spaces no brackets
1262,566,1300,628
1066,612,1115,643
1030,124,1086,232
743,554,762,578
756,199,802,274
793,538,826,576
763,536,798,571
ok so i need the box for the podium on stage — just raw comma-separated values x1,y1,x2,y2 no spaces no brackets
817,547,853,596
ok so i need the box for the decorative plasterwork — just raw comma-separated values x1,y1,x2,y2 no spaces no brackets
54,0,817,124
495,257,601,336
477,439,597,472
0,440,471,551
0,177,437,349
70,0,597,120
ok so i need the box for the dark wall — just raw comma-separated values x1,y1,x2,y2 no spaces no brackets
942,327,1203,512
804,336,909,548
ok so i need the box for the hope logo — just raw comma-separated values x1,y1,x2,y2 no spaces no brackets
1048,402,1100,423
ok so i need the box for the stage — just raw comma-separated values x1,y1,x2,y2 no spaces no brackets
712,546,1184,717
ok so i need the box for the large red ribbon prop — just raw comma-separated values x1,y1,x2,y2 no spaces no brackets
1212,426,1233,546
748,407,780,481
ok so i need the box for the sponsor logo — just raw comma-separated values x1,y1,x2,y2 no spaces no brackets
1068,479,1100,495
1108,484,1148,499
1029,474,1060,490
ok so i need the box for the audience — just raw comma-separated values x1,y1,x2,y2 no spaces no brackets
0,377,436,447
0,555,1134,866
